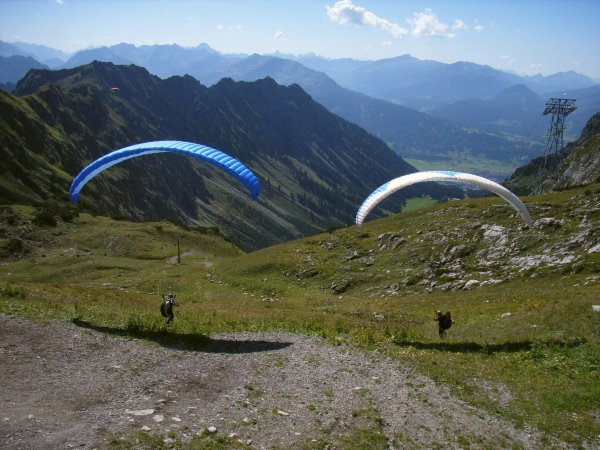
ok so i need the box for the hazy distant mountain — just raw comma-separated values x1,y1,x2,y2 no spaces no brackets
295,53,443,100
9,41,599,105
523,71,598,94
61,42,237,79
282,53,369,81
0,82,15,92
0,41,32,58
0,55,48,84
0,41,69,68
9,42,70,66
62,43,137,68
298,54,524,109
295,53,598,110
186,54,544,171
5,61,453,250
335,57,599,141
427,84,547,138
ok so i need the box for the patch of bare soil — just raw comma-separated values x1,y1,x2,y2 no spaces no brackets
0,315,555,449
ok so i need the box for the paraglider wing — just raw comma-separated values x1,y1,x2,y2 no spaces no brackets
69,140,260,202
355,171,532,227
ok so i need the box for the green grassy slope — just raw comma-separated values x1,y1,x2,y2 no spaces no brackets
1,185,599,447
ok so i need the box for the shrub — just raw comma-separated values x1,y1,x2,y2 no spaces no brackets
33,206,57,227
2,238,23,255
33,200,79,226
0,286,26,299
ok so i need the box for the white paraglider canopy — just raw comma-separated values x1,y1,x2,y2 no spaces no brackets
355,171,532,227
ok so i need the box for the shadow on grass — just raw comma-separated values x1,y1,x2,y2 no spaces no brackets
394,340,533,353
71,318,293,354
394,338,586,353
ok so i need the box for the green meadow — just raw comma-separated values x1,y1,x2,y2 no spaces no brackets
1,185,599,447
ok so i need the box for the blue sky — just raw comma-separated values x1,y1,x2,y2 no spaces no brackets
1,0,599,78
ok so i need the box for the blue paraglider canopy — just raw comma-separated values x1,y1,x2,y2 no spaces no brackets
70,140,261,202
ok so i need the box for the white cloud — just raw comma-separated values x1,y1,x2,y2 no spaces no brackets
452,19,467,31
501,55,515,67
381,40,392,47
55,0,64,4
274,29,285,41
326,0,408,38
408,9,463,38
216,24,242,32
474,25,485,32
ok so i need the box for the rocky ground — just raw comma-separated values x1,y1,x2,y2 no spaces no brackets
0,314,561,449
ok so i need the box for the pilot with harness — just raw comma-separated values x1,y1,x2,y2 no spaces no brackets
160,293,178,324
434,310,453,338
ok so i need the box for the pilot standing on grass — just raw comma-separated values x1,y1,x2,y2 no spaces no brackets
160,293,178,324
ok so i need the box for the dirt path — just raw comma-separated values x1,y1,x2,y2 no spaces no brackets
0,315,553,449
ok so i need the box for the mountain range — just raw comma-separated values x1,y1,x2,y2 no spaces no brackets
4,41,599,179
294,53,597,106
1,61,459,251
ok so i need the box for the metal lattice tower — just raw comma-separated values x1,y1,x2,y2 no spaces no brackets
543,98,577,157
534,97,577,192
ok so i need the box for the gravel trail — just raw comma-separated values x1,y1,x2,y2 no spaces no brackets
0,315,551,449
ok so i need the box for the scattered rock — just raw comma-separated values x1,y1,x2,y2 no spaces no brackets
534,217,562,229
501,312,512,318
462,280,480,290
372,313,385,322
126,409,154,416
377,232,407,251
322,242,334,250
206,426,217,434
330,279,351,294
442,244,474,264
344,250,360,261
480,279,503,287
592,305,600,312
588,243,600,254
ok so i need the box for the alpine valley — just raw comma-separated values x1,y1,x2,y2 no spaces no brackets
1,60,458,250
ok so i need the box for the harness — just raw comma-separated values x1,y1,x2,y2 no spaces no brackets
160,298,174,317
